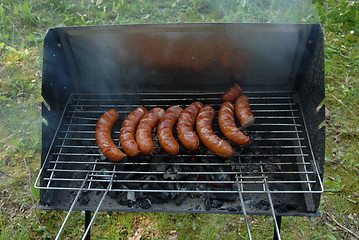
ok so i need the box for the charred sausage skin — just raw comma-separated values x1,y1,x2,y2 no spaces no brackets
196,105,234,158
219,101,250,145
95,109,126,161
136,108,165,155
235,95,255,128
177,101,204,151
157,106,183,155
221,83,243,102
120,107,147,157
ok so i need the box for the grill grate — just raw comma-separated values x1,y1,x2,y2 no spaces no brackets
35,91,323,197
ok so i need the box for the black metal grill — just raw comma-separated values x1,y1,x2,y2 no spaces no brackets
36,91,323,212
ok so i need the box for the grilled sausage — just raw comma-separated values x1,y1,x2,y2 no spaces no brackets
177,101,204,151
136,108,165,155
95,109,126,161
196,105,234,158
120,107,147,157
219,102,250,145
235,95,255,128
221,83,243,102
157,106,183,155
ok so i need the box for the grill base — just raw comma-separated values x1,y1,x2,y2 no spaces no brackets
37,91,323,216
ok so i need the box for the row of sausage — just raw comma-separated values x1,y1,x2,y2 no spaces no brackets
95,84,255,161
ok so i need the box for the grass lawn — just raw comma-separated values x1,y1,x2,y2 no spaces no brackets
0,0,358,239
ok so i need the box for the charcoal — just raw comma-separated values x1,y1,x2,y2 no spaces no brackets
148,193,170,204
208,193,237,201
79,191,90,205
163,167,178,180
127,191,136,202
204,197,223,210
255,200,270,211
135,198,152,209
175,192,188,206
226,206,240,212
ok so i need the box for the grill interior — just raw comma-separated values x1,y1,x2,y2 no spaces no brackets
36,90,322,215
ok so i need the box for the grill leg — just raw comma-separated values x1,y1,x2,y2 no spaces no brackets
84,211,91,240
273,216,282,240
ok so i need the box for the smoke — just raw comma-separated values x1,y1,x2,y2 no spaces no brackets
196,0,320,23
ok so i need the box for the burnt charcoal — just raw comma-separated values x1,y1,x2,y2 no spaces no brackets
175,184,195,206
117,191,137,207
135,198,152,209
204,197,223,210
148,193,170,204
79,191,90,205
209,193,237,201
117,193,132,207
226,206,241,212
127,191,136,202
166,183,178,199
163,167,179,180
108,190,124,199
175,192,188,206
255,200,270,211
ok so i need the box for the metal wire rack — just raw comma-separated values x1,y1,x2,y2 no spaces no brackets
35,91,323,194
35,91,324,240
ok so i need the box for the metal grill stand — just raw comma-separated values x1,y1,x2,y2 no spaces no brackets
36,91,323,239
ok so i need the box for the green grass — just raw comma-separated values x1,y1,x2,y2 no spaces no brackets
1,0,358,239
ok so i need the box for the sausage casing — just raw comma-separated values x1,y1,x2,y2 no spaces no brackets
95,109,126,161
177,101,204,151
157,106,183,155
235,95,255,128
196,105,234,158
219,102,250,145
120,107,147,157
136,108,165,155
221,83,243,102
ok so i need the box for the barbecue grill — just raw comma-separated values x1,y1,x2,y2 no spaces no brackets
35,23,325,239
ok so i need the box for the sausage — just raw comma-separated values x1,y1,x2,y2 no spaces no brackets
221,83,243,102
235,95,255,128
196,105,234,158
157,106,183,155
95,109,126,161
219,102,250,145
136,108,165,155
177,101,204,151
120,107,147,157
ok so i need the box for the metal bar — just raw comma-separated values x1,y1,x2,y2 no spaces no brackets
52,152,309,157
264,179,281,240
59,129,303,134
287,93,312,192
297,94,324,193
235,174,252,240
55,173,89,240
56,136,305,141
35,95,74,188
35,186,325,194
46,169,315,175
81,166,114,240
46,95,81,189
43,177,316,185
55,144,307,149
47,160,311,165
